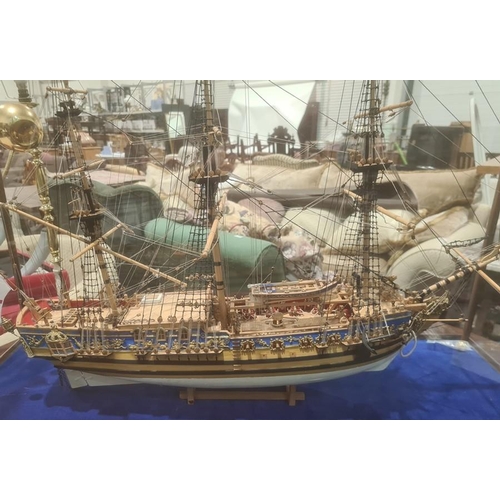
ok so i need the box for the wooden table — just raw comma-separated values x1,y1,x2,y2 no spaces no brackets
462,163,500,340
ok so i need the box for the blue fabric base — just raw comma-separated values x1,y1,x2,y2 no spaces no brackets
1,340,500,419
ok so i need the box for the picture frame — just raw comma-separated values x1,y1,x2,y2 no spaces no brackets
88,89,108,113
165,111,186,137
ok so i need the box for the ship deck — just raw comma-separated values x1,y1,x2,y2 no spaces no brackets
120,291,209,325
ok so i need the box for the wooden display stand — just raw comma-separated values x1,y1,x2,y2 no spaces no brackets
179,385,305,406
463,162,500,340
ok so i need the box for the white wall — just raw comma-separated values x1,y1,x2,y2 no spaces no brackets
315,80,363,144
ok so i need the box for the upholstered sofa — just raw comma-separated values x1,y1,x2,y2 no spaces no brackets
144,154,483,293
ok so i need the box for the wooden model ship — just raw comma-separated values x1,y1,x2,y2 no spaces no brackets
0,80,499,390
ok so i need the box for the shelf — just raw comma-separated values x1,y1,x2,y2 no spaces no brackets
78,110,168,146
121,129,165,135
99,110,163,117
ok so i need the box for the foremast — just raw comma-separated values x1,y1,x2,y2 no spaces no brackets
186,80,230,329
347,80,388,316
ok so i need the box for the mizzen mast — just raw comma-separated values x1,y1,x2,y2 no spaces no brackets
46,82,119,316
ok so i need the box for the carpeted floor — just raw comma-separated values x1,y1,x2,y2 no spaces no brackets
1,340,500,419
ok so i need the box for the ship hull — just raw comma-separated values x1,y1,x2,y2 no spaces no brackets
19,328,406,389
60,349,400,389
13,295,413,390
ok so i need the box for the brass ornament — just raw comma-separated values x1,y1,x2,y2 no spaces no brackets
270,339,285,352
46,329,68,343
299,336,314,349
241,339,255,352
0,102,43,151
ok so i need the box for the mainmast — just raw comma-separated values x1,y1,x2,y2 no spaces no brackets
347,80,386,315
187,80,229,328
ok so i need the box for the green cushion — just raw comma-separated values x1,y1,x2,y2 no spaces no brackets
144,218,286,295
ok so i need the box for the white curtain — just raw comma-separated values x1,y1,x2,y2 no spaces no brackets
228,81,315,150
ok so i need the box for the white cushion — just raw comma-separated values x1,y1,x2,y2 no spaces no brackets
382,168,479,215
145,163,194,206
280,208,342,251
232,162,330,191
408,206,470,246
386,222,485,290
